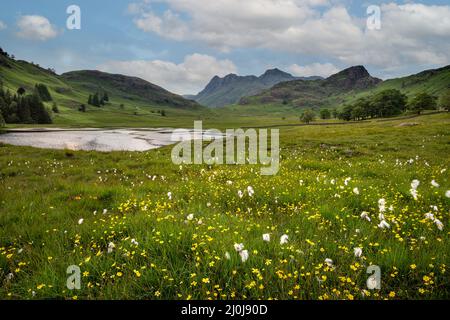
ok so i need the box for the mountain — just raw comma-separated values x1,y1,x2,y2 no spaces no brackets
193,68,321,107
0,49,205,126
240,66,384,108
61,70,200,109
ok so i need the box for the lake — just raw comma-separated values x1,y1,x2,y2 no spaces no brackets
0,128,224,152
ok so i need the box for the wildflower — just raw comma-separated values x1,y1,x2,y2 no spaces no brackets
431,180,440,188
226,180,233,185
446,190,450,198
262,233,271,242
237,190,243,198
167,192,172,200
354,247,362,258
131,238,139,246
344,177,351,186
202,278,210,284
107,242,115,254
353,187,360,195
102,209,108,215
425,212,435,221
239,250,249,262
378,220,390,229
6,273,14,281
78,218,84,225
234,243,244,252
187,214,194,221
389,291,396,298
225,252,231,260
410,264,417,270
280,234,289,245
360,212,371,222
325,258,334,267
247,186,255,197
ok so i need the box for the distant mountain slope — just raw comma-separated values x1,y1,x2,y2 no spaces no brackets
240,66,383,108
61,70,201,109
193,68,321,107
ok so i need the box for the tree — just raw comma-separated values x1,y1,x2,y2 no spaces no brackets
0,113,5,127
103,92,109,102
92,92,100,107
320,108,331,120
88,95,93,105
331,108,338,119
300,109,315,124
161,110,166,117
338,105,354,121
17,87,26,96
52,102,59,113
34,84,52,101
439,89,450,112
408,92,437,115
371,89,407,118
79,104,86,112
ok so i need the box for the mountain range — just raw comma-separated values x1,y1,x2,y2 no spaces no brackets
1,46,449,127
191,68,322,107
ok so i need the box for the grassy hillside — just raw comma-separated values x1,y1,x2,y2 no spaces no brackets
1,113,449,299
240,65,450,113
0,53,207,128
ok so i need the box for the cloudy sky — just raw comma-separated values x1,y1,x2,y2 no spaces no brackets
1,0,450,94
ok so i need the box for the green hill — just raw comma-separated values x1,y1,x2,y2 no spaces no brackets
240,65,450,112
0,50,206,127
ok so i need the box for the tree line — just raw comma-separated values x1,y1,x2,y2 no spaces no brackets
88,92,109,107
0,82,53,125
300,89,450,123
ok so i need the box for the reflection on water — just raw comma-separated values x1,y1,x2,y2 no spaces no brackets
0,128,224,152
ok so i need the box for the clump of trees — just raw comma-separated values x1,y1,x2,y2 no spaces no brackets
439,89,450,111
337,89,408,121
320,108,331,120
0,84,52,124
88,91,109,107
408,92,437,115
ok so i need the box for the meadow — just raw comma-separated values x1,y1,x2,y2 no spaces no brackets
0,113,449,300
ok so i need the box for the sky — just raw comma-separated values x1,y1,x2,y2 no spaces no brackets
0,0,450,95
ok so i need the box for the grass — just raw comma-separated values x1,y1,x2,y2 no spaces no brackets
0,113,449,300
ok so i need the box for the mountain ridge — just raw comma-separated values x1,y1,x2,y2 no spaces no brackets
193,68,322,107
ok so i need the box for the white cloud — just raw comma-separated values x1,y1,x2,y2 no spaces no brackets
129,1,450,69
97,53,237,94
16,15,59,41
0,20,6,30
289,63,340,78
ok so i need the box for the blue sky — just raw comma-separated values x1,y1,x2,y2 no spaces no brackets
1,0,450,94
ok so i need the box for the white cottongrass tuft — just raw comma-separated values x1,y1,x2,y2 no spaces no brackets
410,179,420,200
324,258,334,267
78,218,84,225
131,238,139,246
280,234,289,245
238,190,243,198
187,213,194,221
239,250,249,262
107,242,115,254
262,233,271,242
360,212,371,222
354,247,362,258
434,219,444,231
167,192,172,200
353,187,360,195
378,199,386,213
431,180,440,188
378,220,390,229
247,186,255,197
234,243,244,252
445,190,450,198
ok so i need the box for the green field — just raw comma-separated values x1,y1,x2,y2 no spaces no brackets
1,113,449,300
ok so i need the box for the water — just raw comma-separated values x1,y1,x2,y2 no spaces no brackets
0,128,224,152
